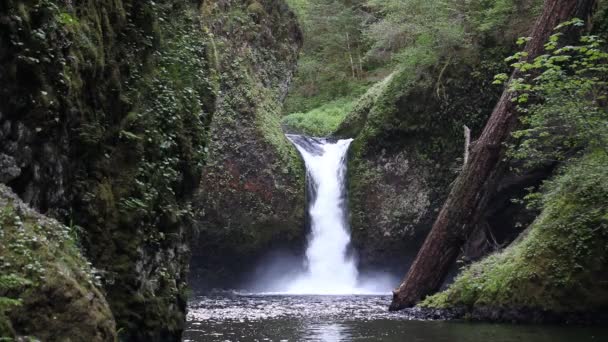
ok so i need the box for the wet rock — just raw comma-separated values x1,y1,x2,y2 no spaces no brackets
0,153,20,183
399,306,467,321
344,65,504,272
0,0,216,339
191,0,305,289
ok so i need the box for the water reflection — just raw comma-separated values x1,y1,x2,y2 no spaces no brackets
182,294,608,342
305,322,346,341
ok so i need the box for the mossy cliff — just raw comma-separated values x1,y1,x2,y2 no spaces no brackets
335,2,541,271
1,0,303,338
0,184,115,340
191,0,305,287
339,60,501,271
421,152,608,322
1,0,212,339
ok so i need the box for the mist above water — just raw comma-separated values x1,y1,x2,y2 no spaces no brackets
250,135,396,294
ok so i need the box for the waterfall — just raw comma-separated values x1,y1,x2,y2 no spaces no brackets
251,134,397,294
284,134,359,294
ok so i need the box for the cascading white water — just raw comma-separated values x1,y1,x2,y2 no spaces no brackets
284,134,359,294
250,134,397,294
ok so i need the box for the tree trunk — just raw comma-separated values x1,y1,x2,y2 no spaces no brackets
389,0,597,311
346,32,356,79
357,49,364,78
463,125,471,165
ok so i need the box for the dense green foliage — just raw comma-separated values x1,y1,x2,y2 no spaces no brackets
364,0,467,66
70,3,214,338
284,0,370,115
422,151,608,312
282,98,356,136
422,17,608,315
0,274,27,336
497,19,608,166
283,0,541,135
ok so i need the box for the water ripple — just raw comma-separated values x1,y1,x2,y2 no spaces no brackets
184,294,608,342
187,294,395,323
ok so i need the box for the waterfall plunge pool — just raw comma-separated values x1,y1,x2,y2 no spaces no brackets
183,293,608,342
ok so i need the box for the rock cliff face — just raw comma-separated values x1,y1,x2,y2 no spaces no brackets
339,61,505,271
191,0,306,288
1,0,303,338
1,0,203,339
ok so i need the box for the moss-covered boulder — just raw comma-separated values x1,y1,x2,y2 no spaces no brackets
0,185,116,340
191,0,306,287
339,56,507,271
421,152,608,322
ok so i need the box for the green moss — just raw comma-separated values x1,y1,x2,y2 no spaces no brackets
422,151,608,313
206,0,303,185
190,0,305,284
1,0,218,339
0,186,115,340
0,275,27,337
1,0,300,337
333,72,396,138
252,83,304,175
247,1,267,16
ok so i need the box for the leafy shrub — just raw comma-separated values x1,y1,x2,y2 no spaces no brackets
495,19,608,166
282,98,356,136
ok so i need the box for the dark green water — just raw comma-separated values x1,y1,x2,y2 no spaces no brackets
182,294,608,342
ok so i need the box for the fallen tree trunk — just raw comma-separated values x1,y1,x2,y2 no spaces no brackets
389,0,598,311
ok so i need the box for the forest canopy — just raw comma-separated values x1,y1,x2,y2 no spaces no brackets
282,0,543,135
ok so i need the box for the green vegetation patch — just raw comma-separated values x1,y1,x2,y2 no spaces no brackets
422,152,608,312
282,97,357,137
0,186,115,340
333,72,396,138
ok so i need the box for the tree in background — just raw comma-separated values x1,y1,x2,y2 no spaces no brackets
364,0,469,67
282,0,538,138
285,0,369,114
